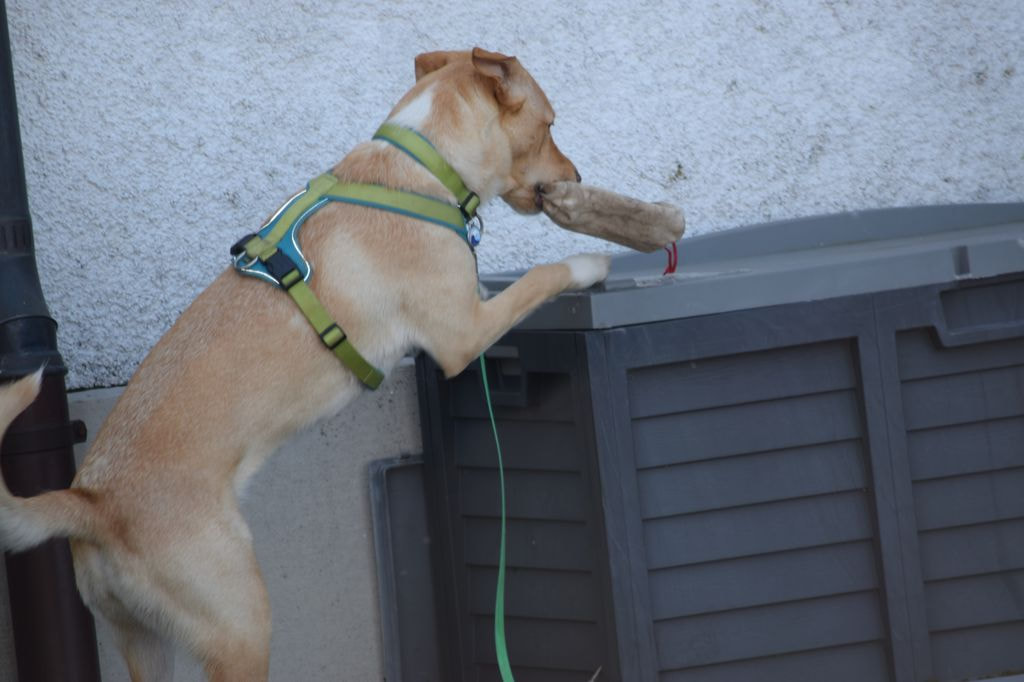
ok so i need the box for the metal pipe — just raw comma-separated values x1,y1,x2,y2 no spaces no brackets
0,1,101,679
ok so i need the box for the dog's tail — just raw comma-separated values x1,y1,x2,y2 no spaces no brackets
0,370,106,551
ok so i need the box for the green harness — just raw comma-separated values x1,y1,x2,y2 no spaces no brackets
231,124,483,390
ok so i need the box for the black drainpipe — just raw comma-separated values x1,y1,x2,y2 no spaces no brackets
0,2,101,680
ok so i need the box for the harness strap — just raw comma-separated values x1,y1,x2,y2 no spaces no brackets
249,173,338,258
232,234,386,390
373,123,481,220
324,182,469,242
238,174,471,263
285,278,385,388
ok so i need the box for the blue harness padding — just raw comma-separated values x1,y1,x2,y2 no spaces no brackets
233,181,324,287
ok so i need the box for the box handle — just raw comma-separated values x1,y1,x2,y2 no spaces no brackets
479,345,529,407
933,277,1024,347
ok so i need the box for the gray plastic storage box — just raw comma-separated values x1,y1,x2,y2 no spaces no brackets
409,204,1024,682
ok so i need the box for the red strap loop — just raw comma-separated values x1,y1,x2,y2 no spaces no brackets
663,242,678,275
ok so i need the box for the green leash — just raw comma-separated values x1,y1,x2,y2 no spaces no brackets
479,354,515,681
375,127,508,674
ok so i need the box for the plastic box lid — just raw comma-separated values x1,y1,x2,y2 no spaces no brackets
482,203,1024,331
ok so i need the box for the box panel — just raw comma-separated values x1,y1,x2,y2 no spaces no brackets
632,390,865,469
636,440,866,519
653,591,887,670
898,322,1024,680
419,333,620,681
648,540,879,620
659,641,890,682
625,340,889,679
930,622,1024,681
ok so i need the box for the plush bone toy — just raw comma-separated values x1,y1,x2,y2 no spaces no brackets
539,182,685,253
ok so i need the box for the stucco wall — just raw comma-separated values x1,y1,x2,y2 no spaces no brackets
7,0,1023,389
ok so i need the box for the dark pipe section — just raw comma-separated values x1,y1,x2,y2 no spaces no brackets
2,380,100,682
0,2,101,680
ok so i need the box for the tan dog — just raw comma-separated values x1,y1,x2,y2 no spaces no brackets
0,48,609,681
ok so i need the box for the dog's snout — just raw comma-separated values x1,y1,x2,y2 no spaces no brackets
565,160,581,183
534,183,545,210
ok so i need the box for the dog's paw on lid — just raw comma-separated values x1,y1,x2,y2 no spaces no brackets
564,253,611,290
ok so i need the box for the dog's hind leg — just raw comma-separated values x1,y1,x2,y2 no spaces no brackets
177,524,272,682
199,633,270,682
194,585,271,682
72,542,176,682
109,542,271,682
112,618,175,682
81,509,272,681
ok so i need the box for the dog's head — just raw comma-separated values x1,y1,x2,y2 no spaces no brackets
409,47,580,215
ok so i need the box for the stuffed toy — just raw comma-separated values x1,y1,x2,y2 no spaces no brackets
539,182,685,254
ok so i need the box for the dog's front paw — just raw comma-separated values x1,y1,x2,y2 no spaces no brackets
563,253,611,290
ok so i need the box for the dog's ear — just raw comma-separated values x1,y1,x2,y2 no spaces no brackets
471,47,525,111
414,51,463,81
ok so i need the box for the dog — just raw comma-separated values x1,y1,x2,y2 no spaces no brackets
0,47,610,681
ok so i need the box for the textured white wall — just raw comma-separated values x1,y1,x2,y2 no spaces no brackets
7,0,1023,389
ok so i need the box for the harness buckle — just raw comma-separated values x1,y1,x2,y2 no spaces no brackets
230,233,260,269
262,249,302,290
319,323,346,349
458,192,480,222
230,233,257,257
